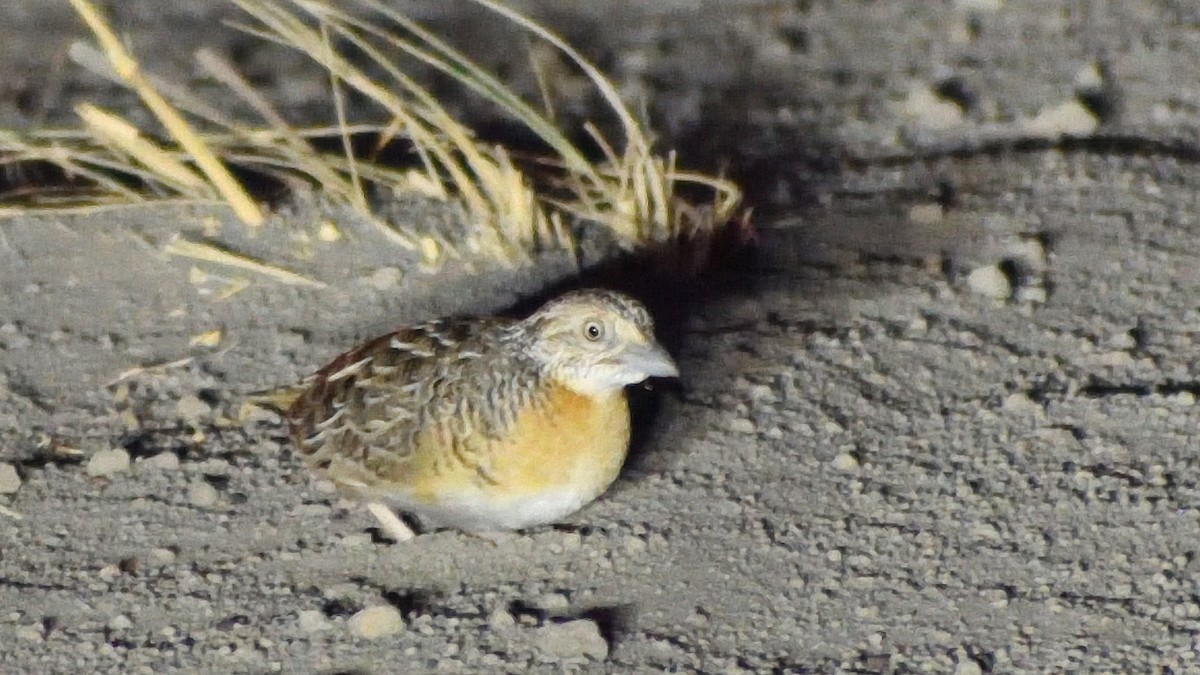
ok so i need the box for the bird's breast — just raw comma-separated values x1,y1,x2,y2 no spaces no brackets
494,384,631,499
386,384,632,532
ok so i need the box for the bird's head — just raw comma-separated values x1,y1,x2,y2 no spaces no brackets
522,289,678,395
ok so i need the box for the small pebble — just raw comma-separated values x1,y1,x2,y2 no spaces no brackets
1091,351,1134,368
297,610,329,633
141,452,180,471
534,593,571,614
1015,286,1047,304
107,615,133,631
901,85,964,130
0,463,20,494
175,394,211,423
831,452,859,472
1024,100,1099,137
746,384,776,404
965,265,1011,300
188,481,219,508
1074,62,1104,90
487,608,515,631
147,548,177,565
729,418,756,434
907,203,944,226
364,267,402,291
348,606,404,639
339,533,372,548
1002,393,1043,416
86,449,131,477
533,619,609,661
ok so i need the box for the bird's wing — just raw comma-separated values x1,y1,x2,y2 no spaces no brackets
286,317,537,488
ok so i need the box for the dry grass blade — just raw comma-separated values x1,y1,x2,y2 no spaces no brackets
233,0,550,257
466,0,651,153
348,0,602,183
195,48,353,205
319,21,367,214
0,132,147,205
231,0,464,202
76,104,209,193
107,357,197,386
69,41,239,133
68,0,264,226
165,237,326,288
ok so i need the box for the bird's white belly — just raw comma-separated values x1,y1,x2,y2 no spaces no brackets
391,487,595,533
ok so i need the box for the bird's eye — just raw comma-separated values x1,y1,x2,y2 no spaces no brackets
583,321,604,341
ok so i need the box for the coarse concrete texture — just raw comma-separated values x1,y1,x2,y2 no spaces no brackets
2,0,1200,673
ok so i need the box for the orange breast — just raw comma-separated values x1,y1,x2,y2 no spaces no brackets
488,385,631,499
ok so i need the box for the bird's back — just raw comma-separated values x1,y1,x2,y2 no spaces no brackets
286,317,546,495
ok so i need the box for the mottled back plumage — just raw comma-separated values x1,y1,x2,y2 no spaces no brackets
287,317,546,487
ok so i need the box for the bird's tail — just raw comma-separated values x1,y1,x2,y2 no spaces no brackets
241,383,307,416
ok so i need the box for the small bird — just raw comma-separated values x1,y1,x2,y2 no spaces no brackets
285,289,678,542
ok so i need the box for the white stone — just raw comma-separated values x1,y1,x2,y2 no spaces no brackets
86,449,131,477
729,418,756,434
297,610,329,633
364,267,402,291
831,452,859,472
1074,63,1104,90
147,548,177,565
901,85,964,130
175,394,211,423
487,608,515,631
907,203,944,226
348,606,404,639
1002,393,1043,416
188,481,218,508
1025,100,1099,137
141,452,180,471
0,463,20,494
533,619,609,661
965,265,1011,300
955,659,983,675
534,593,570,614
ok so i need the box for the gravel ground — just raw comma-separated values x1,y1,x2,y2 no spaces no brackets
2,1,1200,672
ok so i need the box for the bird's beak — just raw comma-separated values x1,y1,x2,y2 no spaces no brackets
624,341,679,378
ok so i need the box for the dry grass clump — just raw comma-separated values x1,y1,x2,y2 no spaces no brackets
1,0,741,270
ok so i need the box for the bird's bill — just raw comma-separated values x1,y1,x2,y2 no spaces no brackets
623,341,679,378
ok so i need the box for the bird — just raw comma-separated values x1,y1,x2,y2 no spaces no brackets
284,289,678,542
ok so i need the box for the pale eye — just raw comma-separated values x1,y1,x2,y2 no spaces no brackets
583,321,604,341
